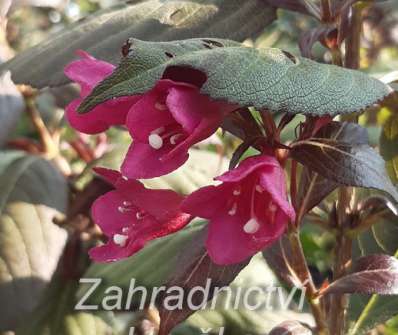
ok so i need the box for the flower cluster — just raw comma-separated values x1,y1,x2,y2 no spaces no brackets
65,51,295,265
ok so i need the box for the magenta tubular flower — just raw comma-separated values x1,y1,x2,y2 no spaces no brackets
65,52,237,179
182,155,296,265
89,167,192,262
64,51,141,134
122,80,237,179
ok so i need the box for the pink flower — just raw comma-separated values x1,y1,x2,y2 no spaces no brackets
89,167,192,262
65,51,237,179
64,51,140,134
122,80,237,179
182,154,296,265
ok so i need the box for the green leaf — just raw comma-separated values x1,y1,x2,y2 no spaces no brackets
79,40,392,117
0,151,68,331
380,107,398,184
291,122,398,203
0,72,24,146
2,0,276,88
16,279,115,335
371,215,398,255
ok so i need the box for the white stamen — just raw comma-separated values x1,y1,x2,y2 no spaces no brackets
122,176,129,181
256,185,264,193
228,203,237,216
123,201,132,206
233,189,241,196
113,234,128,247
155,102,167,111
243,218,260,234
269,202,277,212
148,134,163,149
118,206,131,213
151,126,165,135
170,134,183,145
136,212,144,220
122,227,129,233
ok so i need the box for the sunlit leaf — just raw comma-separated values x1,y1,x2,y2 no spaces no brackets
0,151,68,331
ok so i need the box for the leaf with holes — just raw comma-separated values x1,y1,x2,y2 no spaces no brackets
1,0,276,88
321,255,398,295
78,40,392,117
0,151,68,331
291,122,398,203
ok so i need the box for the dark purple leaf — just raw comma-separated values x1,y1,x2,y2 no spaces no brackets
229,139,257,170
322,255,398,295
157,228,249,335
299,27,332,59
296,168,338,215
262,235,303,287
291,122,398,203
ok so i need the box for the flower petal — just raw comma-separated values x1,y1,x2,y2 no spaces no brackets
66,96,139,134
116,178,187,221
91,190,134,236
259,166,296,221
93,167,121,185
121,141,189,179
64,50,115,97
206,209,286,265
182,184,232,219
166,86,205,133
162,111,223,162
216,155,280,183
89,213,191,262
206,213,258,265
167,86,236,133
126,82,177,142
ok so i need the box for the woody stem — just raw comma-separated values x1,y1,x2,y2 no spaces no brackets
287,223,329,335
